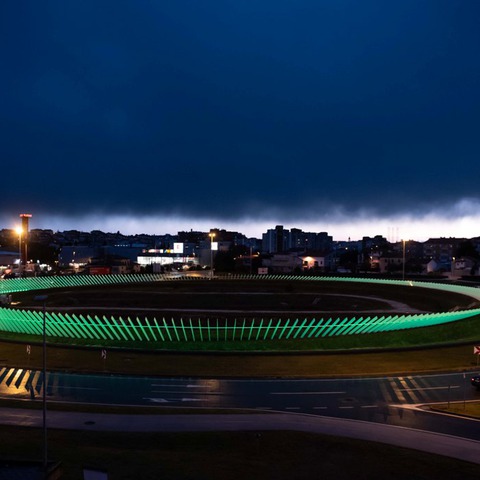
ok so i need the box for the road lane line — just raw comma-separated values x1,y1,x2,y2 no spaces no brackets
59,386,101,391
270,391,346,395
397,386,460,392
143,397,169,403
150,384,212,388
151,391,231,396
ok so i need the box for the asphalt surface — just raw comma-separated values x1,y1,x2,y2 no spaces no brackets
1,408,478,465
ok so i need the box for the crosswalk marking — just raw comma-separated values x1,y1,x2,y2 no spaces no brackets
6,368,20,387
379,380,394,403
397,377,421,403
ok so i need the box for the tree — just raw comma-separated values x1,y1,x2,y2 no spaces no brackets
338,249,358,273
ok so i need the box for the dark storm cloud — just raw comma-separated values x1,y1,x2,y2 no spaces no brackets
1,1,480,225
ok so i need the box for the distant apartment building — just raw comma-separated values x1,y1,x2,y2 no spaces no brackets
262,226,288,253
290,229,332,252
378,254,404,273
262,226,332,254
275,225,285,253
362,235,389,252
422,238,466,264
468,237,480,256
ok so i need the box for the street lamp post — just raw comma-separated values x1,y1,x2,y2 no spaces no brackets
402,239,406,281
209,232,216,279
15,226,22,274
34,294,48,475
249,246,253,275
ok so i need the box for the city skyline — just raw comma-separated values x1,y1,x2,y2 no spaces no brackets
3,211,480,244
2,2,479,242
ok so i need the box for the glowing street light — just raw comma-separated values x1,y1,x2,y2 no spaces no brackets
209,232,216,279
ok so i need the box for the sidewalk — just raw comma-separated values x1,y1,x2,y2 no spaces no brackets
1,408,479,465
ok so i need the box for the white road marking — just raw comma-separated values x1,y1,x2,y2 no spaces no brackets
270,391,346,395
59,386,101,391
398,386,460,392
389,378,408,403
151,384,211,388
398,377,421,403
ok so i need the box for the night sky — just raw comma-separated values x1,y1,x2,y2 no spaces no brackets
1,1,479,240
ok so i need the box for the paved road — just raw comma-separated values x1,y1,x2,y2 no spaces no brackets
2,368,478,409
0,408,479,465
1,367,479,442
1,366,479,464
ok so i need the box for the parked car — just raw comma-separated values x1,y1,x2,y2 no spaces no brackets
471,374,480,389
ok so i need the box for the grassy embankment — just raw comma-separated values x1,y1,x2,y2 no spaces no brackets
432,401,480,417
0,427,478,480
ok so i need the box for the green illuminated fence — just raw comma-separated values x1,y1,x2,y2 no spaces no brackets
0,307,479,343
0,273,172,294
1,274,480,344
4,273,480,301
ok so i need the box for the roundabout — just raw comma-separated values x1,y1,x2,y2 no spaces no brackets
1,274,480,351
